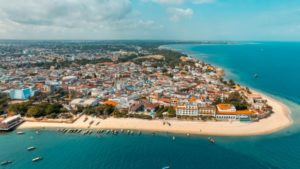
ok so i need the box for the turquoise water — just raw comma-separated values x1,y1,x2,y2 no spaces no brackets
1,130,300,169
166,42,300,104
1,42,300,169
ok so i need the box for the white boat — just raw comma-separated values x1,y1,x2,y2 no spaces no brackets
208,137,216,143
27,146,36,151
1,161,12,166
162,166,170,169
17,131,24,135
172,136,175,140
32,157,43,162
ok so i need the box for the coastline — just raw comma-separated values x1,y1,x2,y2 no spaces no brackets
16,45,293,137
18,89,293,136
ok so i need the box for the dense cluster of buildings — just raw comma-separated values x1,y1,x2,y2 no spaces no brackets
0,42,273,126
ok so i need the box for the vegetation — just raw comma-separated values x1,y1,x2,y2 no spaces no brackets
228,79,236,87
0,94,9,114
113,109,128,118
155,106,176,118
8,102,65,118
82,105,115,117
8,102,31,116
117,54,138,62
226,92,248,110
127,113,152,120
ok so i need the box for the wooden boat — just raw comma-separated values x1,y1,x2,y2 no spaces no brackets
32,157,43,162
1,161,12,166
89,121,94,125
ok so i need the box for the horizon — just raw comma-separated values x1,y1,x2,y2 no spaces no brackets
1,0,300,41
1,39,300,42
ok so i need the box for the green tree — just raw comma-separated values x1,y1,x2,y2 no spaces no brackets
167,107,176,118
27,106,42,117
228,79,235,87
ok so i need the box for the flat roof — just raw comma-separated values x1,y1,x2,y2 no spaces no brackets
2,115,21,123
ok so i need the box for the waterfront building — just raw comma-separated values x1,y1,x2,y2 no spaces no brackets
215,104,254,121
0,115,24,131
176,101,199,116
198,106,216,117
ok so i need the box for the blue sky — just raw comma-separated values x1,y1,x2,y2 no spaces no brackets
0,0,299,40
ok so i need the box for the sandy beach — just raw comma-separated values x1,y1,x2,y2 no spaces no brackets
18,90,293,136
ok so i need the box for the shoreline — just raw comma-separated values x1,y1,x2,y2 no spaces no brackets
18,89,293,136
16,45,293,137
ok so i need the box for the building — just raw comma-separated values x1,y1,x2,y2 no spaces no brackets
9,88,35,100
216,104,236,113
70,98,98,109
198,106,216,117
82,98,99,107
176,101,199,116
0,115,24,131
216,104,253,121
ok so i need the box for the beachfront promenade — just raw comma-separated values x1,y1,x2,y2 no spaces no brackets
19,90,292,136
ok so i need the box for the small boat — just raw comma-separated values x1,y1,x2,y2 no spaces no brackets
106,130,110,134
35,130,40,135
17,131,24,135
172,136,175,140
186,133,190,137
32,157,43,162
27,146,36,151
208,137,215,143
162,166,170,169
1,161,12,166
253,73,259,79
96,121,100,126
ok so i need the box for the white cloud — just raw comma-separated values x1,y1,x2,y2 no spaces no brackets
153,0,185,5
168,8,193,22
0,0,165,39
153,0,214,5
0,0,132,27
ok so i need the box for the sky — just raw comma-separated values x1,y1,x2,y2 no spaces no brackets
0,0,300,41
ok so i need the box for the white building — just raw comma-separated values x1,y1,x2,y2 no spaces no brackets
176,101,198,116
70,98,99,109
0,115,24,131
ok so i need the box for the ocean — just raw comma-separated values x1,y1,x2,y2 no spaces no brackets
1,42,300,169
